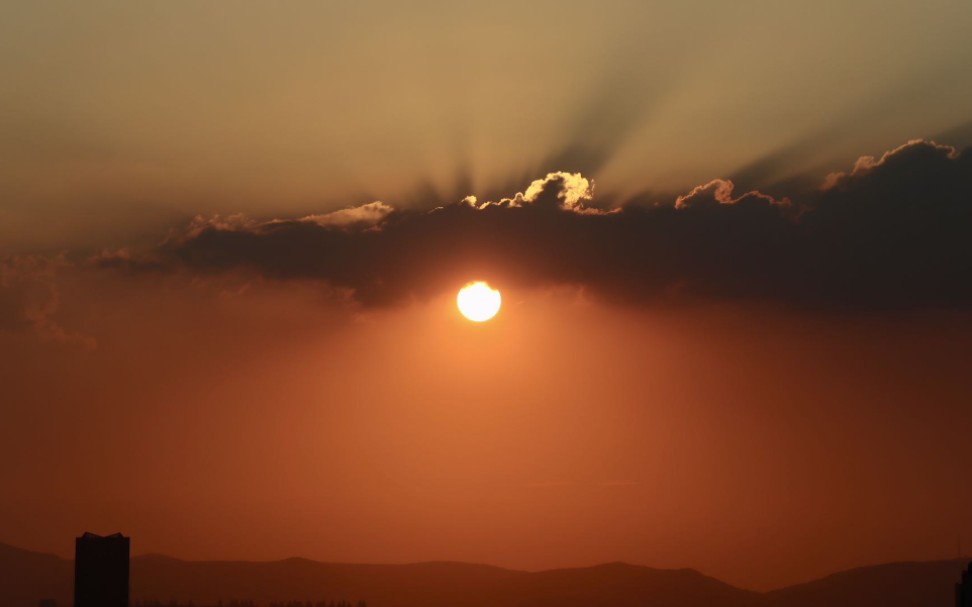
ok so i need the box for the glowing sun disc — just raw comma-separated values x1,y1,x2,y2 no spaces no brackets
457,281,501,322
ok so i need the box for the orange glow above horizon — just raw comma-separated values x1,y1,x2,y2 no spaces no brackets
1,281,972,591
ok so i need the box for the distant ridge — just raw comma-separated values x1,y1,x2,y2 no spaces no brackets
764,559,968,607
0,543,73,607
0,541,966,607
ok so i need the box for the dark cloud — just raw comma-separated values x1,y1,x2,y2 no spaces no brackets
102,141,972,311
807,140,972,308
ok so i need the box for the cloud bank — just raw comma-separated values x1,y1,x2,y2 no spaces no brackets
97,140,972,310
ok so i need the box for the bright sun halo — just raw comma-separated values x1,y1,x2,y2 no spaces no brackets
457,281,501,322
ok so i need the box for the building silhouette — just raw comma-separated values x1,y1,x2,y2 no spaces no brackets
74,532,130,607
959,562,972,607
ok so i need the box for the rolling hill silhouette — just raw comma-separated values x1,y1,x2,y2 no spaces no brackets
1,541,966,607
0,543,72,607
764,560,967,607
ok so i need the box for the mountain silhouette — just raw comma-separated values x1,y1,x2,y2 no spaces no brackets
0,543,72,607
764,560,968,607
1,541,966,607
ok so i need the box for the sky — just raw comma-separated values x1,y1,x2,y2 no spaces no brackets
2,0,972,592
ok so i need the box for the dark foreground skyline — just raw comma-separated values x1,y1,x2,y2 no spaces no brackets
3,540,970,607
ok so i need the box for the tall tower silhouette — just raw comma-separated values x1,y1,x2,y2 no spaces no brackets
958,562,972,607
74,532,129,607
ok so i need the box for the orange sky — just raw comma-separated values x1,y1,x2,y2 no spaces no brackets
1,275,970,590
2,0,972,593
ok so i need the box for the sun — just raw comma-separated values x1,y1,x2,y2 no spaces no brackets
457,281,502,322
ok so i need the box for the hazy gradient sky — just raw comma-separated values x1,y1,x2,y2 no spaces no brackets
2,0,972,592
3,0,972,252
